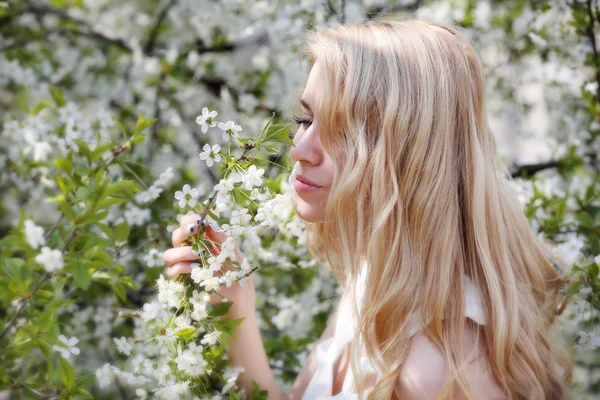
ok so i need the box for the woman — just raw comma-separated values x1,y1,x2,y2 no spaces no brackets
163,17,572,399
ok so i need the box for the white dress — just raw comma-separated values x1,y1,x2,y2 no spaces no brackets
301,269,487,400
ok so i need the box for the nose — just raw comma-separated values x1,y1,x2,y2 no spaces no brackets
290,125,322,166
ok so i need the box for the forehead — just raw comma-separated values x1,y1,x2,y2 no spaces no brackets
301,60,322,109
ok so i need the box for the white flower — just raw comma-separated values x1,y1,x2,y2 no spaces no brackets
214,179,235,197
113,336,132,356
199,144,222,167
191,266,214,284
230,209,252,225
242,165,265,190
195,107,218,134
200,330,221,347
58,102,80,125
141,301,164,322
221,366,245,394
97,108,114,129
595,254,600,265
200,277,221,292
156,275,186,308
35,247,64,272
584,81,599,95
156,167,175,187
528,32,547,47
33,141,53,162
124,204,151,227
175,343,208,377
144,248,164,268
95,363,115,388
174,184,200,208
207,256,222,272
147,185,163,200
136,388,148,399
220,270,238,288
217,120,242,141
24,219,45,249
156,381,192,399
53,335,80,358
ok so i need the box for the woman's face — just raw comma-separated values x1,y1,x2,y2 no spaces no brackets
290,61,335,223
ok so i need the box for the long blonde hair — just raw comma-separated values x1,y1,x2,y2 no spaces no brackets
299,16,572,400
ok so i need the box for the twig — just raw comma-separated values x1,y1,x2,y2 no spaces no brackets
585,0,600,101
22,3,134,52
44,214,64,240
510,151,597,178
116,231,163,260
144,0,178,53
0,272,50,340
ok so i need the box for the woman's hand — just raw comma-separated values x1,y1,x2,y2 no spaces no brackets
162,213,256,311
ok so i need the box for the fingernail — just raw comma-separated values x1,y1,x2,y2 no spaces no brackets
187,224,195,233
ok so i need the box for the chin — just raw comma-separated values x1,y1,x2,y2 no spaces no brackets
295,200,325,223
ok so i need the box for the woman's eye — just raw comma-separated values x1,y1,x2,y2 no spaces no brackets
292,115,313,128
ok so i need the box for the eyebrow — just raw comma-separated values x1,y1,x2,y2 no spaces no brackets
299,98,312,112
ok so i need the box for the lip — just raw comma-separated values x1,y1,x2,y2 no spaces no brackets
293,175,322,193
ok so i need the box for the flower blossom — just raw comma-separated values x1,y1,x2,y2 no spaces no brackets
195,107,218,133
53,335,80,358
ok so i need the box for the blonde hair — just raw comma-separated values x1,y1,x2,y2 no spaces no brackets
299,16,572,400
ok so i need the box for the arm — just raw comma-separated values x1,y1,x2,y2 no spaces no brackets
286,295,343,399
226,295,343,400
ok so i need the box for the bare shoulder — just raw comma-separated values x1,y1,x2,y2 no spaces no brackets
396,321,507,400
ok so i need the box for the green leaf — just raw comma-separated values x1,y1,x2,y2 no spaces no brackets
72,262,91,290
135,114,156,134
75,374,96,390
590,263,599,279
250,381,269,400
96,197,128,209
175,327,197,341
113,282,127,302
55,157,73,173
113,222,130,242
73,139,91,159
209,302,233,317
104,180,140,198
565,280,583,297
59,357,76,391
37,309,54,332
0,364,7,383
79,210,109,224
263,145,280,154
74,389,94,399
50,87,67,107
31,100,52,116
60,203,78,221
263,124,293,146
34,338,54,375
131,134,148,144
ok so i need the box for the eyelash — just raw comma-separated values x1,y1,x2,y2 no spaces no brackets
292,115,313,128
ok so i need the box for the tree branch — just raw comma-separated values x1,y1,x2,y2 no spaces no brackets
21,2,134,52
144,0,178,53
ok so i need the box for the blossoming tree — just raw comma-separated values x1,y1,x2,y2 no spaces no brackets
0,0,598,398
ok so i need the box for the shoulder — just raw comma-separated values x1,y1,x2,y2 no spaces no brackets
396,321,507,400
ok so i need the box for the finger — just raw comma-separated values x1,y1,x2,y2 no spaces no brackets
205,223,228,244
171,225,201,248
167,262,192,279
179,213,202,230
163,246,201,267
206,224,245,262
